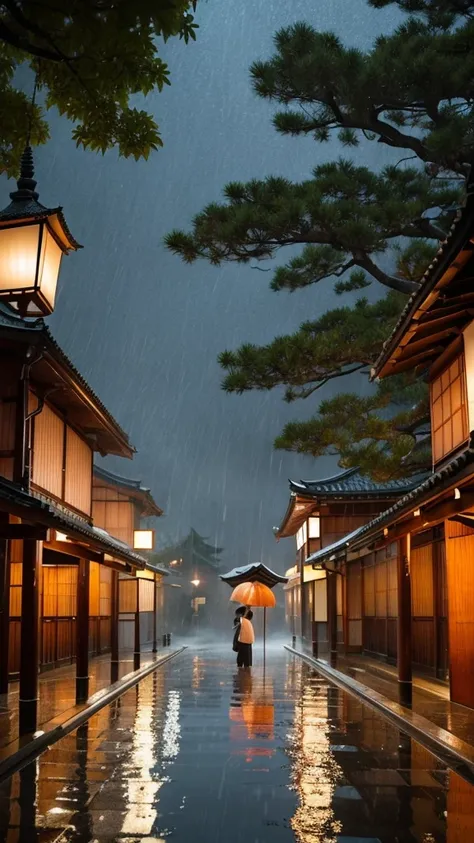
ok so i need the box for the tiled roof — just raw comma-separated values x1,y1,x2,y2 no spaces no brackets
0,303,133,456
372,176,474,379
0,475,151,569
306,525,367,567
289,468,427,498
305,439,474,563
93,465,163,517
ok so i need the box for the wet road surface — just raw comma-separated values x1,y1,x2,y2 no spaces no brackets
0,646,472,842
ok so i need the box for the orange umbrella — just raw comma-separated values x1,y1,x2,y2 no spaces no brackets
230,581,276,663
230,581,276,608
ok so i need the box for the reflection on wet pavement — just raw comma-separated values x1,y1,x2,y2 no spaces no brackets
0,648,472,842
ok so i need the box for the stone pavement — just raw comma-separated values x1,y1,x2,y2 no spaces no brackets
0,645,472,842
0,649,160,751
320,652,474,747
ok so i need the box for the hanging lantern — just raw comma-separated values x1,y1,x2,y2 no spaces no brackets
0,146,81,316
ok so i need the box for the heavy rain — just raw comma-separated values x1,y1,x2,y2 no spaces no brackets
1,1,474,842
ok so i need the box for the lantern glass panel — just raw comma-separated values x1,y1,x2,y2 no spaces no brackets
133,529,154,550
38,227,62,310
0,223,41,292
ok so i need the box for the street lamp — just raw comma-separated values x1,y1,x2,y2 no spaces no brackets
191,578,200,587
0,146,81,316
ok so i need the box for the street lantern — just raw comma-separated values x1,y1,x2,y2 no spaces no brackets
133,529,155,550
0,146,81,316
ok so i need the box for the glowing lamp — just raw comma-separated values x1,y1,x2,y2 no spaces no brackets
55,531,69,542
0,147,81,316
191,578,200,587
133,529,154,550
454,487,461,500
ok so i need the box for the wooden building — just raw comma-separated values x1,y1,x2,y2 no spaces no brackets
0,148,169,734
276,469,424,656
92,466,165,657
300,179,474,707
0,302,168,731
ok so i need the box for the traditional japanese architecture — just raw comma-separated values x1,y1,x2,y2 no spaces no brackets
302,177,474,707
92,466,165,668
276,469,426,656
0,148,168,735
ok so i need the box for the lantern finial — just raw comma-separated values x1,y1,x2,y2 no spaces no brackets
10,146,39,203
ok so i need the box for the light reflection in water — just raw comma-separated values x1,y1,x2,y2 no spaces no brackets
229,669,275,763
162,689,182,761
287,668,342,842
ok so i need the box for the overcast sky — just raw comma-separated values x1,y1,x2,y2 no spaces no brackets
1,0,402,571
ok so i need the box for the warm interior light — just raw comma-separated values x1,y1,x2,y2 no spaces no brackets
0,222,63,315
133,529,154,550
413,509,421,517
383,528,388,537
454,487,461,500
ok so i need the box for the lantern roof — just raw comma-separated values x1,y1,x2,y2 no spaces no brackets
0,146,82,252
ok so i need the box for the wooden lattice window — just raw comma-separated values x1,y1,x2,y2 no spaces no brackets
431,355,468,465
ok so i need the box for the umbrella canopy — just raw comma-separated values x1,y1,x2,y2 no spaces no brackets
230,581,276,608
221,563,288,589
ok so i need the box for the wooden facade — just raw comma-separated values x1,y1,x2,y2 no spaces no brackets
277,470,424,658
292,178,474,708
0,302,166,733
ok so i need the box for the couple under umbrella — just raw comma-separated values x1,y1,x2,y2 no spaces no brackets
233,606,254,668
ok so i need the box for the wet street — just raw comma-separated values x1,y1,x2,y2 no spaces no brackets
0,646,472,842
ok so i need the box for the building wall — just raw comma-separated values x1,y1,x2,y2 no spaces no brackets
445,519,474,707
92,488,137,546
31,395,93,516
462,321,474,433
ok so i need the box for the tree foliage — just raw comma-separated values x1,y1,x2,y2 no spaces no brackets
0,0,199,175
250,12,474,175
166,161,457,295
165,0,473,479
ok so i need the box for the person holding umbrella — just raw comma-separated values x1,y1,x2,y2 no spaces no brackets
235,608,255,668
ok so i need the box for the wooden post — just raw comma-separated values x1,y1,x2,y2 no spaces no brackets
299,556,306,642
76,558,90,703
397,534,412,703
342,560,349,655
0,537,10,695
111,570,119,683
152,575,158,654
134,579,140,671
19,539,42,735
327,572,338,664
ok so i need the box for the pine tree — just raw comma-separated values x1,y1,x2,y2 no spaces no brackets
165,1,473,479
0,1,199,175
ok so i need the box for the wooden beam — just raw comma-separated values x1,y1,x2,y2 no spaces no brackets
397,534,412,698
110,570,119,683
76,558,90,703
415,309,474,337
19,540,42,735
384,492,474,543
0,524,49,541
152,574,158,654
134,579,140,671
0,537,10,695
387,346,445,375
46,540,103,564
396,328,460,363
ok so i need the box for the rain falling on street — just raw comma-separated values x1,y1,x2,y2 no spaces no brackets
0,646,471,843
